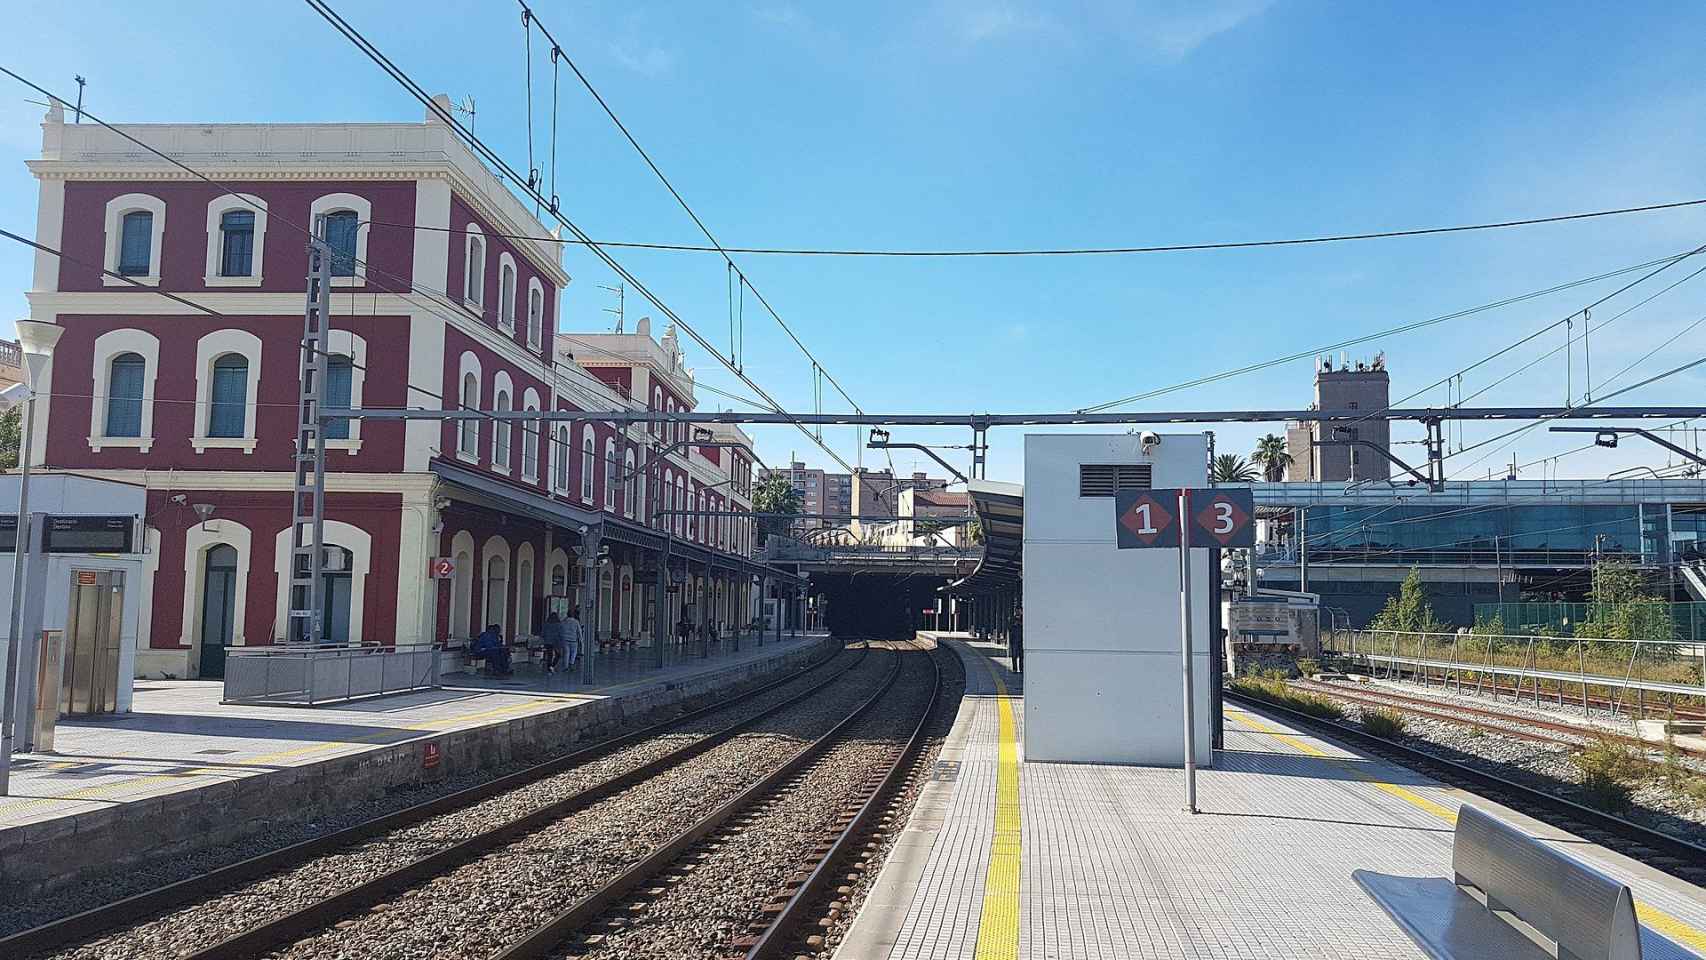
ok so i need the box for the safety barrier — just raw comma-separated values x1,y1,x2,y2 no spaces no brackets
1453,804,1641,960
223,643,439,706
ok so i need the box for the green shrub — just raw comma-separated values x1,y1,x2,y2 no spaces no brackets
1297,658,1320,677
1225,676,1345,720
1361,707,1406,738
1573,737,1648,811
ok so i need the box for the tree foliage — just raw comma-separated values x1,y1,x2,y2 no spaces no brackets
0,405,18,471
1251,433,1294,482
751,473,804,545
1580,559,1674,641
1370,566,1444,633
1212,453,1258,483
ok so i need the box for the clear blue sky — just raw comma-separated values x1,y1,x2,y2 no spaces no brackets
3,1,1705,484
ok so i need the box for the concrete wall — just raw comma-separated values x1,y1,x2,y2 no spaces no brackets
1022,433,1212,766
0,637,834,899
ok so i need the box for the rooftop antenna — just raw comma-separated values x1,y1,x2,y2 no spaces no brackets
600,283,625,332
449,95,476,134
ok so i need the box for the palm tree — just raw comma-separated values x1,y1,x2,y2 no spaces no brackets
1252,434,1294,482
1212,454,1258,483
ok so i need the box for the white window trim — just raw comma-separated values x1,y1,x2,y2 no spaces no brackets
203,194,268,287
480,535,512,632
192,328,262,454
323,329,366,454
103,193,166,286
87,327,160,453
449,529,476,639
497,252,517,333
514,542,536,639
491,371,514,474
456,351,482,464
526,278,545,350
181,520,253,663
272,521,371,643
463,223,486,312
624,449,637,518
603,437,617,511
310,193,371,287
553,424,571,494
520,389,541,483
581,428,596,504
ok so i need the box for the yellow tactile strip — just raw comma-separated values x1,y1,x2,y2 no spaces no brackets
972,666,1021,960
1228,707,1706,954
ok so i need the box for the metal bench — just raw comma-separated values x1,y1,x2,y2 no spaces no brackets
1355,804,1641,960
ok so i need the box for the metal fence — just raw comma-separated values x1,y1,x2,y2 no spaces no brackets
223,643,440,706
1472,601,1706,642
1323,628,1706,717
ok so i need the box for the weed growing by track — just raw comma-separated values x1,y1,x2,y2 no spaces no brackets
1225,674,1345,720
1361,707,1407,738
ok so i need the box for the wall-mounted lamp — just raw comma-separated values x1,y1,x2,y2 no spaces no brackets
192,503,216,530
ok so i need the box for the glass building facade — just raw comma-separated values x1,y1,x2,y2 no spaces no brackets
1300,503,1650,567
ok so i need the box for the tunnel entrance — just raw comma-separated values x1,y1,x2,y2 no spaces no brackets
811,572,953,640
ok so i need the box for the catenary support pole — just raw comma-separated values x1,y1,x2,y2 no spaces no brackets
1179,488,1198,814
0,391,38,796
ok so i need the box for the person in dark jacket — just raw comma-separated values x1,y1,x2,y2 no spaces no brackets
541,612,566,673
473,624,511,674
676,612,693,647
1008,610,1023,674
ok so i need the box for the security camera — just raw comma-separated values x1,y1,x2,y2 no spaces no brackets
1139,431,1161,453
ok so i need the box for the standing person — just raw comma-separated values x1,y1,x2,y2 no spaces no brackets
1008,609,1024,674
541,611,565,673
675,611,693,648
707,619,719,648
563,607,584,670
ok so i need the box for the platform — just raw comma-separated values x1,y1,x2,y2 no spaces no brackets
838,634,1706,960
0,633,829,896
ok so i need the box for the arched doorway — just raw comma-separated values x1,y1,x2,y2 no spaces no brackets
485,553,509,635
199,544,238,678
599,565,614,637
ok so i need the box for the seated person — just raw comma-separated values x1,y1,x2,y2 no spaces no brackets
472,623,512,674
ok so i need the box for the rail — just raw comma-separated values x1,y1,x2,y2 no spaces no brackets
222,643,438,706
1325,628,1706,715
0,642,849,958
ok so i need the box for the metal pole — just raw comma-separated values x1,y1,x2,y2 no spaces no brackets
0,392,38,795
1178,488,1198,814
1297,506,1308,594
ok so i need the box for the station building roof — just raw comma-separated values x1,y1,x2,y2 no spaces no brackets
945,479,1023,596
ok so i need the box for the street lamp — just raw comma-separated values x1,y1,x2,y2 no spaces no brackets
1,319,64,796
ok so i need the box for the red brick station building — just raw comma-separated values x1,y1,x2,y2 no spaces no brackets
22,99,794,679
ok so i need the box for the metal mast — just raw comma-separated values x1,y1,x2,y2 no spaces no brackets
288,218,334,645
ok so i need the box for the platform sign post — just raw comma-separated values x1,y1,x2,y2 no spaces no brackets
1116,487,1253,815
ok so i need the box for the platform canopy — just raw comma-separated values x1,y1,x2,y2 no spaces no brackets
945,479,1023,596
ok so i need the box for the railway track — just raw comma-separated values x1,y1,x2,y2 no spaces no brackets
10,640,864,960
493,640,942,960
1297,678,1706,758
1356,659,1706,721
1225,690,1706,886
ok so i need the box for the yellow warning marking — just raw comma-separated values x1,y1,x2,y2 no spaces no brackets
1228,705,1706,952
973,661,1020,960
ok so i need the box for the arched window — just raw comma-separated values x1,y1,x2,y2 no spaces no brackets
515,554,534,637
624,449,637,517
637,455,648,523
604,438,618,511
485,553,509,632
324,356,354,440
459,372,479,456
527,281,544,348
105,352,145,438
498,257,516,330
677,477,687,537
493,389,512,468
324,210,359,278
464,227,485,306
582,430,596,503
119,211,153,276
521,403,540,479
652,388,662,435
555,426,571,491
451,545,474,638
662,469,673,530
218,210,255,278
208,354,249,438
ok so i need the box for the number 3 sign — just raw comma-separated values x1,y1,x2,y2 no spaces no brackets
1114,488,1254,550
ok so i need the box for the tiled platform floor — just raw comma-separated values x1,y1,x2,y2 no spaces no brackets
839,635,1706,960
0,633,822,830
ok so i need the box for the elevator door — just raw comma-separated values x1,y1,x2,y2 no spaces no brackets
63,570,123,715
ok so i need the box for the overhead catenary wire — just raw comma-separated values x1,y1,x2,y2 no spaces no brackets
302,0,858,474
357,194,1706,257
1077,250,1699,413
512,0,867,436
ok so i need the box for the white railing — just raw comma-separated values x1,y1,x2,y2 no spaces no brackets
1325,628,1706,715
223,644,439,706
